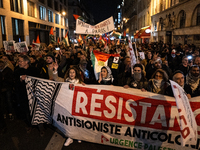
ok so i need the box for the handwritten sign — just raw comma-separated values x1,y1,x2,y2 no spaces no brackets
76,16,114,35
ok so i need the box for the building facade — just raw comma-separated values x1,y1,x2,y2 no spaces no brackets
151,0,200,46
121,0,151,43
68,0,94,41
0,0,68,47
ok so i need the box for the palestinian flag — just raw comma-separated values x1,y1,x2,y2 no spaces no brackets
49,27,56,43
64,31,70,46
99,36,105,45
73,14,85,22
57,37,60,44
32,39,40,50
112,31,121,38
91,50,120,80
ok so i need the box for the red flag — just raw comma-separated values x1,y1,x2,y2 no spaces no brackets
50,27,54,35
108,37,111,44
123,30,126,37
57,37,60,43
36,35,40,43
73,14,80,20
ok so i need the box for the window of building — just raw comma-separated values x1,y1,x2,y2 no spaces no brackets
48,10,53,22
39,6,46,20
60,5,62,13
61,16,64,26
0,0,3,8
197,6,200,26
55,14,59,24
10,0,23,14
1,16,6,41
56,27,59,38
61,28,64,40
180,10,186,28
12,18,24,42
154,21,157,31
39,0,44,4
47,0,52,8
54,1,58,11
65,18,68,27
27,1,34,17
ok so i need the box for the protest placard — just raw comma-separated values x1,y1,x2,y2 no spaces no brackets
14,41,29,53
76,16,114,35
3,41,15,54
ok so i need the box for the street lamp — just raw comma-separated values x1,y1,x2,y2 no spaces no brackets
62,11,66,16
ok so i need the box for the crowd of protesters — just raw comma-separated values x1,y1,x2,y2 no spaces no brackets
0,39,200,145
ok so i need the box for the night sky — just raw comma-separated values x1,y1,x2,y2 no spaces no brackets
82,0,122,23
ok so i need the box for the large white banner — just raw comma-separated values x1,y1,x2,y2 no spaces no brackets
75,16,114,35
25,77,200,150
170,80,197,146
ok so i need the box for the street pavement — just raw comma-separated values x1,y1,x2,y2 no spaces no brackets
0,115,125,150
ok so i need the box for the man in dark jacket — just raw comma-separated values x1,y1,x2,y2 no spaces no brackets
40,53,55,79
165,70,192,99
0,60,14,120
14,55,40,132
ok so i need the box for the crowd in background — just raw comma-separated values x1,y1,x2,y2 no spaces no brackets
0,40,200,138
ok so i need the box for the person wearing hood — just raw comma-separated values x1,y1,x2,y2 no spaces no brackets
98,66,114,85
124,64,148,90
186,65,200,97
147,69,170,94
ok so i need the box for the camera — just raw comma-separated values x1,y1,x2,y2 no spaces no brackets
187,55,192,60
55,47,60,50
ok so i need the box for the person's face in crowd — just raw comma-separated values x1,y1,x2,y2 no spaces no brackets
0,62,5,70
154,61,162,69
191,67,200,77
18,57,28,69
173,73,184,86
155,72,163,80
46,56,54,64
77,53,82,58
81,63,87,70
2,56,8,62
194,57,200,67
133,67,142,73
124,58,131,66
194,50,199,56
147,52,152,59
182,57,188,65
69,69,76,80
163,60,168,67
61,49,66,54
30,57,35,64
101,68,108,78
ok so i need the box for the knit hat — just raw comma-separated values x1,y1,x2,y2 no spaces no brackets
46,52,55,62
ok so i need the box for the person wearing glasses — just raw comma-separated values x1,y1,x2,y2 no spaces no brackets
147,69,170,94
